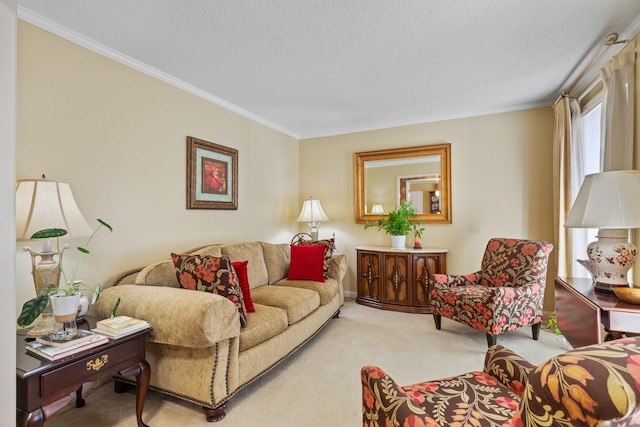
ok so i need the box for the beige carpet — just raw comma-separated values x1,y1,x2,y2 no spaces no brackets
44,299,563,427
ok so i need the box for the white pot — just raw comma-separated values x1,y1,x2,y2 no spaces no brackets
391,235,407,249
50,293,81,322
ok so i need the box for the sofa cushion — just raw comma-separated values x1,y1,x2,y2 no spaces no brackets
239,304,288,352
232,260,255,312
135,245,222,287
260,242,290,284
250,285,320,325
172,253,247,327
220,242,269,289
288,244,326,282
293,238,335,278
273,277,339,306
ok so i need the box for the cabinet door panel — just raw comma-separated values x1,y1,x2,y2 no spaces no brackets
412,255,431,307
357,252,381,303
383,255,409,305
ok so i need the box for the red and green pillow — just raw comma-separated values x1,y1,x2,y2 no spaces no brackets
171,253,247,327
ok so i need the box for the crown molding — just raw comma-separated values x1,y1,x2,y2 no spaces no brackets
17,7,299,140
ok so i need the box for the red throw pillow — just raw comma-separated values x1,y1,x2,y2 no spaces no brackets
288,244,326,282
295,237,335,278
171,253,247,327
232,260,255,313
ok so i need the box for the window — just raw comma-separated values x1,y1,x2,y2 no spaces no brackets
571,100,601,276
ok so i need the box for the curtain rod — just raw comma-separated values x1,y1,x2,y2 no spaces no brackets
554,33,628,105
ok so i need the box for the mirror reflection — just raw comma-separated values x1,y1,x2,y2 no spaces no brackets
354,143,451,224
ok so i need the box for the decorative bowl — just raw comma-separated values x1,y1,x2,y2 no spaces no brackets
613,287,640,305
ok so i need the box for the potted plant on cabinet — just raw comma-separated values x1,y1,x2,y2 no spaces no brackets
17,219,119,339
364,200,417,249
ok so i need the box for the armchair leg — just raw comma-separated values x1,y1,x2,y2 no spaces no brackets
532,323,541,340
486,334,497,347
432,314,441,330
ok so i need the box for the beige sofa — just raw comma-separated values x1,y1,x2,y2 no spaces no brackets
92,241,347,421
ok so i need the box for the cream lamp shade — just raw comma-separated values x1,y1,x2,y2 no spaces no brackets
297,197,329,240
371,204,384,214
16,179,93,242
564,170,640,291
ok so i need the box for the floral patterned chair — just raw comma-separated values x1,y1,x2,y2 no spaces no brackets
430,238,553,347
362,337,640,427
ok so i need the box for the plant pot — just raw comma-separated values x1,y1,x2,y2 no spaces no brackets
556,334,573,351
391,235,406,249
49,293,81,340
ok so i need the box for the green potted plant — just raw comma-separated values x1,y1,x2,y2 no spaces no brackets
547,312,572,350
364,200,417,248
17,219,119,331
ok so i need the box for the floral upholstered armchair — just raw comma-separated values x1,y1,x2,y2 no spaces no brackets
362,337,640,427
430,238,553,347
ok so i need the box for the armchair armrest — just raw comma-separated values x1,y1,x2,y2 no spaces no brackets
483,345,535,396
361,366,433,426
92,285,240,348
432,271,481,288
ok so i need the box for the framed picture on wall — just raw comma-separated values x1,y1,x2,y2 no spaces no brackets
186,136,238,209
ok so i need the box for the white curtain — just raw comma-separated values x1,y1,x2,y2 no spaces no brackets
601,41,636,171
553,96,584,277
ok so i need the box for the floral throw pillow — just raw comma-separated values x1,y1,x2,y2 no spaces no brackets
294,237,335,278
171,253,247,327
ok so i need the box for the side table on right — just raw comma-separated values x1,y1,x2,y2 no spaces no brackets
554,277,640,348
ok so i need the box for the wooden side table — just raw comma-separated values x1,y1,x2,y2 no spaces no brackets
16,317,151,427
356,245,447,313
555,277,640,348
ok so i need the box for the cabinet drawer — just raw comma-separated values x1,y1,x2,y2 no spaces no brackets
41,339,139,396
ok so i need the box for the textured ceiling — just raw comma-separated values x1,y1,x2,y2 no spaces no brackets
17,0,640,139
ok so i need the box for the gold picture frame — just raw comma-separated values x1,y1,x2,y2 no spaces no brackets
187,136,238,210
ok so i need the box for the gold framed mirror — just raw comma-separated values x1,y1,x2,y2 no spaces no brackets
354,143,451,224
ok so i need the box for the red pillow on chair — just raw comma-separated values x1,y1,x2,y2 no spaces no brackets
288,244,326,282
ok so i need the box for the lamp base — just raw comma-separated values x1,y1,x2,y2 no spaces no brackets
26,313,56,338
593,282,629,294
587,229,636,289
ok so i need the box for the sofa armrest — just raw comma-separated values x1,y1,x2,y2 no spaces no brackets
483,345,535,396
92,285,240,348
329,253,347,284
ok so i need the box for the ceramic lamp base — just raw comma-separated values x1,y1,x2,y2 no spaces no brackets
588,229,637,292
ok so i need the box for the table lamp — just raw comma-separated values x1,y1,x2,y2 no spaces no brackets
564,170,640,292
297,197,329,240
16,178,93,336
371,204,384,214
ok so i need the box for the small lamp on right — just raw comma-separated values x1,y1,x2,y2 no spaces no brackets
564,170,640,292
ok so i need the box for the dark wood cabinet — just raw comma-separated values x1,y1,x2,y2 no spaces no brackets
356,246,447,313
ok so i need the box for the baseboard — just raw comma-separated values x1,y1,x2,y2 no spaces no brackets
344,290,356,299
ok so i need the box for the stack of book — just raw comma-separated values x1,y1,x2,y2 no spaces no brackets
93,316,150,338
26,329,109,361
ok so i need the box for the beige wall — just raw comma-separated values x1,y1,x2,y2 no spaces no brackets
16,22,299,314
17,20,558,317
300,108,556,307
